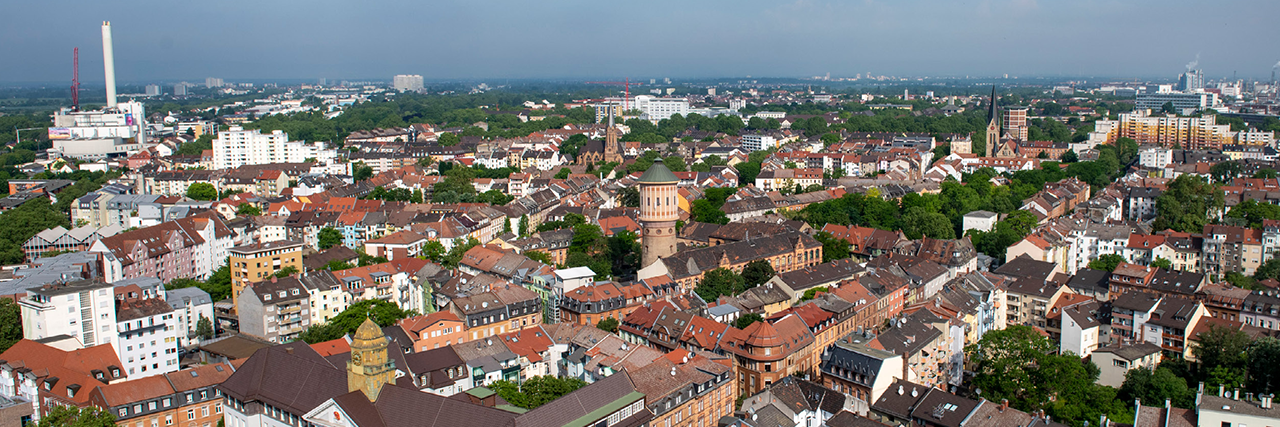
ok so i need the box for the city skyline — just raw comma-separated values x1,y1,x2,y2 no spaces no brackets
1,0,1279,84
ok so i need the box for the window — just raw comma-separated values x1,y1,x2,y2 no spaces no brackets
187,409,194,420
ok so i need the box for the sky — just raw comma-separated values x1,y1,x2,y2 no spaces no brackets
2,0,1279,85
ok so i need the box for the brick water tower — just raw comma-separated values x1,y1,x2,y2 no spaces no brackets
638,163,679,268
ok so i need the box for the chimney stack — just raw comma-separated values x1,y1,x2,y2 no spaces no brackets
1263,394,1273,409
1234,389,1240,400
999,399,1008,413
101,21,117,108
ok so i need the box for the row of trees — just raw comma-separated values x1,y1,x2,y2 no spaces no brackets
693,260,776,302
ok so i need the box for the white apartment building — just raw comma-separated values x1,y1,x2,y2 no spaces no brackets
633,95,690,120
18,280,118,350
115,297,180,378
213,127,338,169
742,134,778,152
1138,145,1173,169
393,74,424,92
165,287,214,348
1238,129,1276,145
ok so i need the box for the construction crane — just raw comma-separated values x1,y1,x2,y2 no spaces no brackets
71,47,80,110
585,78,643,111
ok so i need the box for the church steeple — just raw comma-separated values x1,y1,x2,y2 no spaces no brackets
347,317,396,401
985,86,999,158
604,106,621,163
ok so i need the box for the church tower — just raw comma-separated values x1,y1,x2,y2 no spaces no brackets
347,318,396,401
604,107,622,164
985,86,999,158
638,163,679,269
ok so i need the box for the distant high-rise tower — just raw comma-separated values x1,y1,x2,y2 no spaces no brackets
638,163,679,268
348,318,396,401
1002,106,1029,141
1178,69,1204,92
985,86,999,157
392,74,424,92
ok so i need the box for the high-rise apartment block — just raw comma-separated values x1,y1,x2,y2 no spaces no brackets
205,77,224,88
742,134,778,152
144,84,160,96
212,126,336,169
393,74,424,91
1002,106,1029,141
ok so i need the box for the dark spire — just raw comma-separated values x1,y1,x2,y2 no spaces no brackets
988,86,998,122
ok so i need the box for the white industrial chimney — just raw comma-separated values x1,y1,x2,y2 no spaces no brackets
101,21,117,109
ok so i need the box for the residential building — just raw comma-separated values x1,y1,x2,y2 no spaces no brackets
18,279,118,349
1106,110,1234,149
820,330,905,404
165,287,214,348
398,312,468,351
742,135,778,152
89,211,235,284
962,211,997,233
721,314,816,396
1204,225,1264,277
631,354,735,427
115,297,179,378
1091,343,1162,388
213,126,336,169
236,276,312,343
392,74,423,91
228,240,304,311
0,340,126,424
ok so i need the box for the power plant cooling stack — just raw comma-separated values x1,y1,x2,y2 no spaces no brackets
101,21,117,108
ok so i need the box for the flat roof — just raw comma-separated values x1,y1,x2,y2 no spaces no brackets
556,267,596,280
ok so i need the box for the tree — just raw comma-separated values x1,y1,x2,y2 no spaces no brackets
1119,367,1195,409
967,325,1127,425
901,207,955,240
353,163,374,181
1153,175,1224,233
438,133,460,146
1161,101,1176,115
525,250,556,266
619,186,640,208
1210,161,1243,184
195,315,214,340
236,203,261,217
800,286,829,301
1151,257,1173,269
734,313,764,329
663,156,687,172
0,298,21,353
741,260,776,288
489,376,587,410
691,199,729,225
596,317,619,333
318,227,343,250
186,182,218,201
422,240,447,263
1256,169,1279,179
814,231,850,262
298,300,413,344
1226,199,1280,229
695,268,746,301
1193,323,1251,389
1061,149,1078,163
274,265,299,278
326,259,355,271
33,405,116,427
519,215,530,237
554,167,571,179
1249,337,1280,394
1087,254,1127,272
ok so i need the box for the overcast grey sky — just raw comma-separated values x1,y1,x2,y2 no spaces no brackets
2,0,1278,84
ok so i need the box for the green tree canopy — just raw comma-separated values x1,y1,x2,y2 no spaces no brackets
695,268,747,302
596,317,619,333
33,405,116,427
1194,323,1251,389
734,313,764,329
298,300,414,344
1119,366,1195,409
741,259,776,288
0,298,21,353
185,182,218,201
318,227,343,249
490,376,587,410
1087,254,1127,272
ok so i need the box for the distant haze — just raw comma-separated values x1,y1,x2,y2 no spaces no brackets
2,0,1278,84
